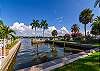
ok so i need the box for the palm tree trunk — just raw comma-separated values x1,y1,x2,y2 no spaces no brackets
6,38,8,46
1,39,4,57
43,29,44,38
54,36,55,40
11,38,12,45
2,38,5,57
43,28,45,41
35,27,36,41
84,24,86,40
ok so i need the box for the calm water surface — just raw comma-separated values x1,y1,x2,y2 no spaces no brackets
13,38,81,70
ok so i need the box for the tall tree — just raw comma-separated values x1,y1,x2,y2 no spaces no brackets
71,24,80,33
40,20,48,37
2,25,16,45
2,26,16,38
10,34,16,44
91,16,100,35
94,0,100,8
79,8,94,38
30,20,40,39
0,20,4,39
0,20,4,28
0,20,16,56
52,30,58,40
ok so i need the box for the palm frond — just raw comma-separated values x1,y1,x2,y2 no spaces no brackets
94,0,100,8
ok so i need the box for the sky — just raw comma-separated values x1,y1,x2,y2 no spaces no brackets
0,0,100,36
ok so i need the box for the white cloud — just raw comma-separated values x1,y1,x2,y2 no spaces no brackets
57,26,69,36
61,26,69,33
56,17,63,20
48,26,57,31
10,22,32,31
56,17,64,23
10,22,69,37
10,22,33,36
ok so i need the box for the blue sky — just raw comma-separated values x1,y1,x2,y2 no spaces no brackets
0,0,100,32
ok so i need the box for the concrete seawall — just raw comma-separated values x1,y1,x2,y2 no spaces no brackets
47,40,98,50
0,41,21,71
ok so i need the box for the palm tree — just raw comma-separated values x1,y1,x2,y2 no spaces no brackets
30,20,40,39
0,20,4,28
40,20,48,38
71,24,80,33
0,27,4,39
52,30,58,40
91,27,98,36
0,20,4,39
0,20,16,56
79,8,94,38
91,16,100,35
30,20,40,59
0,20,5,57
9,33,17,45
2,26,16,42
2,25,16,57
94,0,100,8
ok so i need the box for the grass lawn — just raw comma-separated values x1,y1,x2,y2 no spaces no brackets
94,43,100,47
52,52,100,71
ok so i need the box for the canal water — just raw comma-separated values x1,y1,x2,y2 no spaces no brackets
13,38,81,70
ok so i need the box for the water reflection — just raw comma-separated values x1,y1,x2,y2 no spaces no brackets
13,38,81,70
49,42,58,59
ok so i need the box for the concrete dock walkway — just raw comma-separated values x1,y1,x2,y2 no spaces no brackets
0,41,21,71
